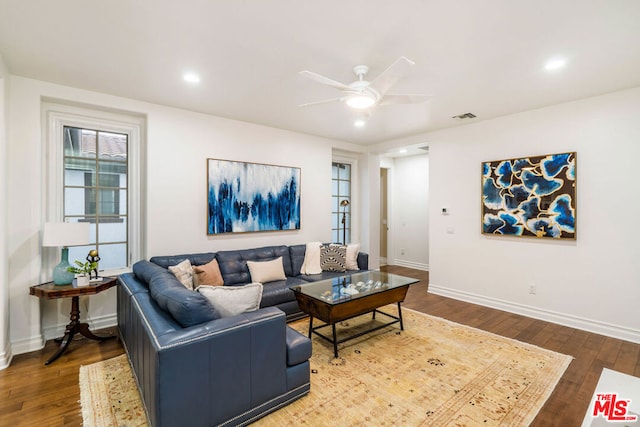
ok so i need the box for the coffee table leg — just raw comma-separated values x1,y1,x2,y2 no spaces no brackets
308,316,313,338
398,302,404,330
332,323,338,358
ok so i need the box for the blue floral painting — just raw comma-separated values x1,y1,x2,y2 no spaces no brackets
482,152,576,239
207,159,301,234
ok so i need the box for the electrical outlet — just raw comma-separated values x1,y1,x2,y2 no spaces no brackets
529,284,536,295
400,248,405,255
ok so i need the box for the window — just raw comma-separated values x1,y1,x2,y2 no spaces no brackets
63,127,128,270
332,162,351,244
44,103,144,275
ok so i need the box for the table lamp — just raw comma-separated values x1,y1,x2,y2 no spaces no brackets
42,222,90,285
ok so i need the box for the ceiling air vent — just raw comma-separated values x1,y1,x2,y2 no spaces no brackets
452,112,477,120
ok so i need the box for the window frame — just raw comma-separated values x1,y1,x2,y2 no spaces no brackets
43,102,145,276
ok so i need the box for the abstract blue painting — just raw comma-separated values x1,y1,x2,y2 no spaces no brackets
207,159,301,234
482,152,576,239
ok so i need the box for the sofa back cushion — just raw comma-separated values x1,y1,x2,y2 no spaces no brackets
216,246,292,285
134,260,220,327
149,253,217,269
289,244,306,277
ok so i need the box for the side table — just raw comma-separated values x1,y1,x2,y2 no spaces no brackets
29,276,118,365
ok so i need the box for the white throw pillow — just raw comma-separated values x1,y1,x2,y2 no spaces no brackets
246,257,286,283
197,283,263,318
345,243,360,270
300,242,322,275
168,259,194,289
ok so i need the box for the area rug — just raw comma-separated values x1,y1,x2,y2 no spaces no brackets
79,307,572,426
79,354,147,427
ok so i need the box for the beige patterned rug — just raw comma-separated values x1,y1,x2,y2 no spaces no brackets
80,307,572,426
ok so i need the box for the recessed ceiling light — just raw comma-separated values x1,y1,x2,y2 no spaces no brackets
183,72,201,83
544,58,567,71
354,119,366,128
399,149,408,154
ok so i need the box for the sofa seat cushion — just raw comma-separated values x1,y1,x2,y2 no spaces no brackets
259,277,306,308
140,261,220,327
286,326,312,366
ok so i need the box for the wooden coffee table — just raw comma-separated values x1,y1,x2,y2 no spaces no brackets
291,271,418,358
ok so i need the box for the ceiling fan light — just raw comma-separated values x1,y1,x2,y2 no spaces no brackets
346,94,375,109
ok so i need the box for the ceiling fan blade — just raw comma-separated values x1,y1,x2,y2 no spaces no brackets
370,56,415,95
299,70,351,90
298,97,343,107
378,94,432,105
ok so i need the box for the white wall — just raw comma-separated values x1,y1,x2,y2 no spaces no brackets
5,76,344,359
389,154,429,270
427,87,640,343
0,53,10,368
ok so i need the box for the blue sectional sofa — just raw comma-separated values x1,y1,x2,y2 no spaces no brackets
117,244,368,427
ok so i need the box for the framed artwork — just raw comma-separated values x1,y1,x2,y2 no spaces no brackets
207,159,301,234
481,152,576,239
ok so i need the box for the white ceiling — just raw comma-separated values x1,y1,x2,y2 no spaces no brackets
2,1,640,145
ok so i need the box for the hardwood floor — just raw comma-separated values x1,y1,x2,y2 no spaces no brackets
0,328,124,426
1,266,638,426
386,265,640,427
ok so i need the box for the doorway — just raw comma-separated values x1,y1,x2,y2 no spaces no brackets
380,168,388,266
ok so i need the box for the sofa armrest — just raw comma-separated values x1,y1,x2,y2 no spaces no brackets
285,326,312,366
145,307,289,427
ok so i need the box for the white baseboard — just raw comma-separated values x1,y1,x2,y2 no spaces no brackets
0,341,13,370
393,259,430,271
380,257,388,266
43,312,118,341
10,334,45,357
429,284,640,345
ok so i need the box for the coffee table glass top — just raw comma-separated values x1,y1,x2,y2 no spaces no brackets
290,271,418,305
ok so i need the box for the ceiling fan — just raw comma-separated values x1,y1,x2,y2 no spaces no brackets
299,56,431,110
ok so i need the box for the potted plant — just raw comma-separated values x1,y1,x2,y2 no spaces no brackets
67,260,98,287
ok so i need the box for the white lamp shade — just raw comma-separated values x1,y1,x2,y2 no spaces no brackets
42,222,90,247
346,94,376,109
